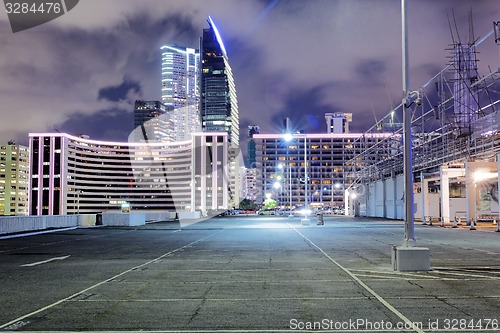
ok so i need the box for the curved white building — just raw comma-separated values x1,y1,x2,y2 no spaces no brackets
29,132,229,215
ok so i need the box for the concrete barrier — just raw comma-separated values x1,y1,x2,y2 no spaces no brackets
0,211,197,235
0,215,79,235
178,211,200,219
101,213,146,227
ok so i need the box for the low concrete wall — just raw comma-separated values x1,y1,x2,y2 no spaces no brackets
101,213,146,227
178,211,200,219
0,215,79,235
0,210,198,235
77,214,97,227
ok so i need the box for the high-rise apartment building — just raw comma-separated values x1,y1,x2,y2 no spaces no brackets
0,143,29,216
254,133,393,209
160,45,201,142
28,132,229,216
133,100,172,142
161,45,200,109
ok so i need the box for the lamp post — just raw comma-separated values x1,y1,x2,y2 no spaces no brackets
283,134,294,218
300,134,310,224
283,132,308,223
76,189,82,214
285,133,310,225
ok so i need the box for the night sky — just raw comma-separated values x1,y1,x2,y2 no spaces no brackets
0,0,499,146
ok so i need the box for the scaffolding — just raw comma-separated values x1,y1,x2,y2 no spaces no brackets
347,26,500,188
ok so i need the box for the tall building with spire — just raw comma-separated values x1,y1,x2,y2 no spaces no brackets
200,16,240,207
200,16,239,146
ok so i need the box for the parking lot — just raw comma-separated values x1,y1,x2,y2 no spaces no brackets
1,215,500,332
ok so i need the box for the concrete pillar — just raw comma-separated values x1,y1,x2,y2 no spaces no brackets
421,172,428,222
393,175,398,219
344,189,349,216
382,178,387,218
498,153,500,222
440,167,450,223
465,161,476,223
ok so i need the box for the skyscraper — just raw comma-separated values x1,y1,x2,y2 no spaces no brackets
200,16,239,146
247,125,260,168
133,100,172,142
200,16,240,208
160,45,201,141
161,45,200,109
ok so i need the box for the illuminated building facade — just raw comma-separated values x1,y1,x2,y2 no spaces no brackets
160,45,201,142
28,132,229,216
0,143,29,216
254,133,393,209
133,100,172,142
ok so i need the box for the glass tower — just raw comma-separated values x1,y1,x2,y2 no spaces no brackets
200,16,239,146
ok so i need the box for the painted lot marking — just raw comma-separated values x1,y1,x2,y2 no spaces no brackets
21,255,70,267
288,223,425,333
0,231,220,330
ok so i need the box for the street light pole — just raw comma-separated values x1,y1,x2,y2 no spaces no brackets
76,189,82,214
402,0,415,246
288,159,293,217
301,134,310,225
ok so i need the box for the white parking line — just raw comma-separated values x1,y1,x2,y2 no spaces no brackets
0,227,77,240
287,223,425,333
21,255,70,267
0,231,220,330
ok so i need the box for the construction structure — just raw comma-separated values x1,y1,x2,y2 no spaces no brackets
345,20,500,223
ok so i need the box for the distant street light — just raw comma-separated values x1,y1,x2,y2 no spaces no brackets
76,189,83,214
283,134,294,218
285,133,309,224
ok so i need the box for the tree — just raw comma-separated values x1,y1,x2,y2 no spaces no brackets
263,198,277,210
239,198,257,210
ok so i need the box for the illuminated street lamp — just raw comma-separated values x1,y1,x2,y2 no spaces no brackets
283,133,294,218
284,133,309,224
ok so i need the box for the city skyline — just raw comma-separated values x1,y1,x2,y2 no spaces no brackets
0,0,499,146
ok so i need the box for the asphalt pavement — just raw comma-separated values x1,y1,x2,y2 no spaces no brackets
1,215,500,332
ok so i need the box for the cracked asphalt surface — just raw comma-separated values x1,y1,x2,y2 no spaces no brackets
1,215,500,332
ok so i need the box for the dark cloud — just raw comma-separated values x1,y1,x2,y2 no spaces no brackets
270,85,338,134
355,59,387,83
0,0,499,148
57,108,133,141
98,79,142,102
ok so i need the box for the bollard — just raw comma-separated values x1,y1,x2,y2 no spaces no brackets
469,218,476,231
452,216,458,228
496,220,500,233
316,212,324,225
457,216,462,225
422,216,428,225
440,217,445,228
428,216,433,227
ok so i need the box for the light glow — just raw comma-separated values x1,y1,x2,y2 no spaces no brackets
473,170,497,182
208,16,227,56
